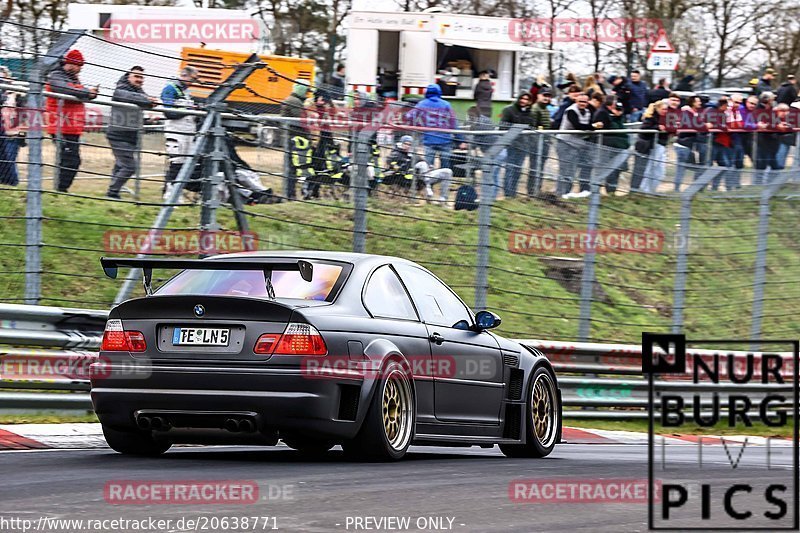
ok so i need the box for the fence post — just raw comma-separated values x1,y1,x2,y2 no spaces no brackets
576,138,603,341
199,112,224,256
671,168,722,334
24,65,44,304
474,126,523,311
752,132,761,185
352,130,371,253
133,109,144,200
750,172,791,348
283,120,291,199
23,30,83,304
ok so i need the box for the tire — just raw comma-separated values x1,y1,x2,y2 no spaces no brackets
102,424,171,456
342,360,415,461
500,366,560,458
282,437,335,456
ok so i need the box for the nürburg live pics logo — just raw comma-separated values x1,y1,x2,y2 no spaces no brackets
643,333,799,530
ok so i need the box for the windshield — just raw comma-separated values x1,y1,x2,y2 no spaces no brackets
155,263,345,301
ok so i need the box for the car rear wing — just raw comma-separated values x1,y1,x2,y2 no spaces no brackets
100,257,313,297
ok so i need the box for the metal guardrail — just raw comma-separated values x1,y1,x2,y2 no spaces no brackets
0,304,794,417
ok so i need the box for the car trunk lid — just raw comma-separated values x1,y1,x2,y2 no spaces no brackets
107,295,297,362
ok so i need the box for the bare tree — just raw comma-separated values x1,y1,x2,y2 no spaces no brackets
542,0,578,83
755,6,800,80
698,0,773,85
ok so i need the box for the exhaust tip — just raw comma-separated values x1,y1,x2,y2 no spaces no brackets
136,416,152,430
239,419,256,433
150,416,171,431
224,418,241,432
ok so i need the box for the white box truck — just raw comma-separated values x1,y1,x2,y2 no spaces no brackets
345,10,552,116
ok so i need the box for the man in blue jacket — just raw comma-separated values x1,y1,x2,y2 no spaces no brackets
404,84,462,169
627,70,649,122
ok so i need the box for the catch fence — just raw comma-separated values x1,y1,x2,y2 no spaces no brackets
0,22,799,344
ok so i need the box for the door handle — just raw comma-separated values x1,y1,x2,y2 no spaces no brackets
429,332,445,345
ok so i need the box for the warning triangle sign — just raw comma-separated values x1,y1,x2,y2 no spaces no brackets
651,31,675,53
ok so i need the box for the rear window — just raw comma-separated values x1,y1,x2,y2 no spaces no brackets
156,263,345,301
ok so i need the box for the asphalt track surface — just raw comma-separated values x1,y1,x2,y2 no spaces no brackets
0,443,795,532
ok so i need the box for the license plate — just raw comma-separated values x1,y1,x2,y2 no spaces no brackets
172,327,230,346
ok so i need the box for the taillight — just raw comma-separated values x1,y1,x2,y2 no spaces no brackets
254,334,281,354
126,331,147,352
254,323,327,356
101,320,126,351
101,319,147,353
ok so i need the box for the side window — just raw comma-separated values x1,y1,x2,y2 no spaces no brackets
395,265,472,328
363,265,418,321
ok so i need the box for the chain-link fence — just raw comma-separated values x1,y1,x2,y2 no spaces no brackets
1,21,799,344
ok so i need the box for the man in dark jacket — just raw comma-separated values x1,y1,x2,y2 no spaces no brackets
608,75,632,116
755,68,775,96
776,75,797,105
674,75,695,92
385,135,415,190
647,78,670,104
497,92,535,198
592,96,629,194
474,71,494,117
627,70,648,121
45,49,98,192
105,66,157,199
328,64,346,100
527,90,552,196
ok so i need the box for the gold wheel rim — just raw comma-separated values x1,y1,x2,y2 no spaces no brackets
531,373,557,448
382,368,412,451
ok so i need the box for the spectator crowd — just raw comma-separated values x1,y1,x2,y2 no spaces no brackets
1,50,799,204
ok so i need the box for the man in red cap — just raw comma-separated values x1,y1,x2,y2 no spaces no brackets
45,49,97,192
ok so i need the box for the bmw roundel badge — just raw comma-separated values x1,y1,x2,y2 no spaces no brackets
193,304,205,317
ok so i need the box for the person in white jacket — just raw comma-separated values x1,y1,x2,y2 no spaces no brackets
160,66,199,200
414,160,452,204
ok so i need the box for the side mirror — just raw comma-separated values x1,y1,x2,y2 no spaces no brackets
474,310,501,331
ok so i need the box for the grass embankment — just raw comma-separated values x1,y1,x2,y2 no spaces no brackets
570,418,795,438
1,167,800,343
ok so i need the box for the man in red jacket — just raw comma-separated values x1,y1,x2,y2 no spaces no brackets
46,49,97,192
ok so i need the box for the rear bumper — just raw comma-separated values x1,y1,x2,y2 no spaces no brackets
91,365,371,442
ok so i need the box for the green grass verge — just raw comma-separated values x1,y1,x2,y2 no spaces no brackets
569,417,794,437
0,412,98,424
